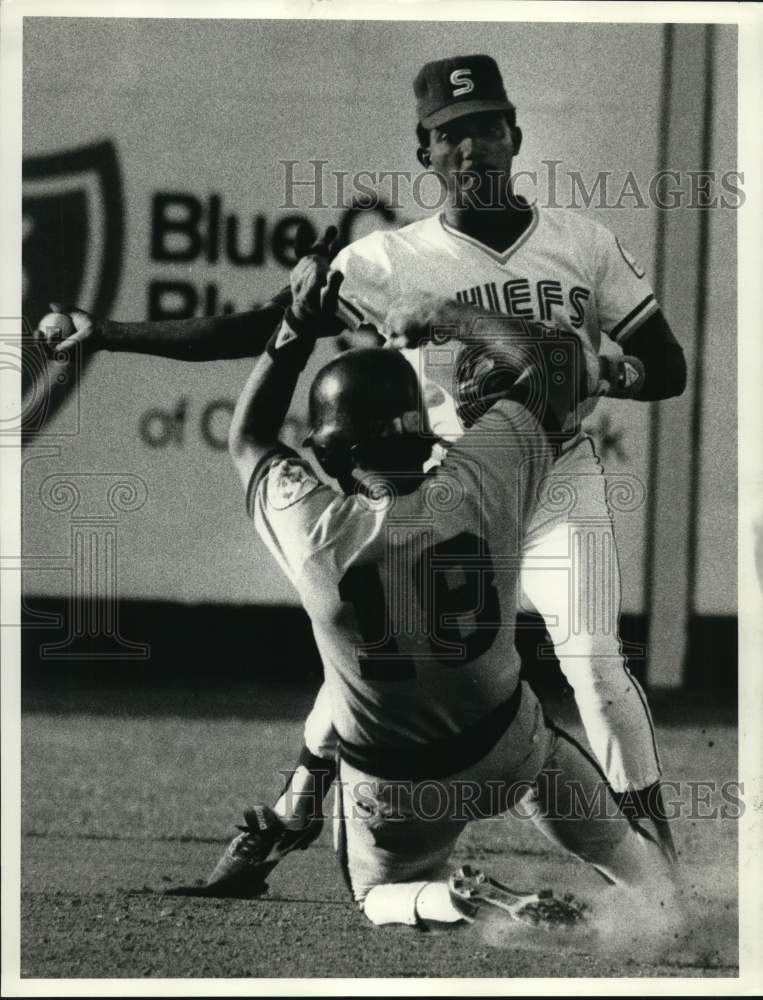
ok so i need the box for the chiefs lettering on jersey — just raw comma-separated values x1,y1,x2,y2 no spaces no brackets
333,206,658,434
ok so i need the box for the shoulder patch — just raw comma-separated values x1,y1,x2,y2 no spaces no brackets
267,459,321,510
615,237,646,279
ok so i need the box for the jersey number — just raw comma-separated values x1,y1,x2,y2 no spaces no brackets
337,532,501,682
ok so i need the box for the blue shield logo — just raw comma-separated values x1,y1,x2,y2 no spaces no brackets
22,140,124,331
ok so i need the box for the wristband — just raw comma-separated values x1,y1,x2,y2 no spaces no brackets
265,309,317,371
598,355,645,399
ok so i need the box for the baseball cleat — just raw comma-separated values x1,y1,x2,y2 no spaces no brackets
164,804,323,898
448,864,587,929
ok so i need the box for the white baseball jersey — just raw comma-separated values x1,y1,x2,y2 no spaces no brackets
251,400,552,778
333,206,659,434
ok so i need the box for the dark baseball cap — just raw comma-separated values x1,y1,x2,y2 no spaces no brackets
414,54,515,129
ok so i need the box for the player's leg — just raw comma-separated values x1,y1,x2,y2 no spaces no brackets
362,868,587,930
337,683,665,927
206,684,337,892
340,683,586,929
465,680,675,894
514,720,676,892
272,681,338,829
336,757,468,926
164,684,337,897
519,435,662,794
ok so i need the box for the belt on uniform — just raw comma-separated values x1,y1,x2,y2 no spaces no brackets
337,682,523,781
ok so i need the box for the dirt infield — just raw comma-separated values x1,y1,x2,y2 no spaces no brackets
19,711,739,979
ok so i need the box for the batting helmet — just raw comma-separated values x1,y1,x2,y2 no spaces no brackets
304,348,432,485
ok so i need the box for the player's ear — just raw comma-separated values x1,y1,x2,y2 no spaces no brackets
510,126,523,155
417,147,431,168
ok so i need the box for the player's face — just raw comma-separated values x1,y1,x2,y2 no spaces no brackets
427,111,517,207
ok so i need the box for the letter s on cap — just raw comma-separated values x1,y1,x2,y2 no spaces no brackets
450,68,474,97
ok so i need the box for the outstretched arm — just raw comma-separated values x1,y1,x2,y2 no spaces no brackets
21,291,295,442
35,290,294,362
36,228,345,362
99,295,290,361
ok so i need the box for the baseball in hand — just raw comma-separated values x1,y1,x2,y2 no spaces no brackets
38,311,75,344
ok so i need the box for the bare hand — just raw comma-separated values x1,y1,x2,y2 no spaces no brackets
290,255,344,334
35,302,101,354
296,223,343,262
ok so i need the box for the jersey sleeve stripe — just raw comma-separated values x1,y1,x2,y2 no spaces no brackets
609,294,658,342
244,445,299,518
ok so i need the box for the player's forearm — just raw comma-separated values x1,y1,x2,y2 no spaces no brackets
616,311,687,401
100,293,290,361
229,353,299,452
630,343,686,401
229,312,316,453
